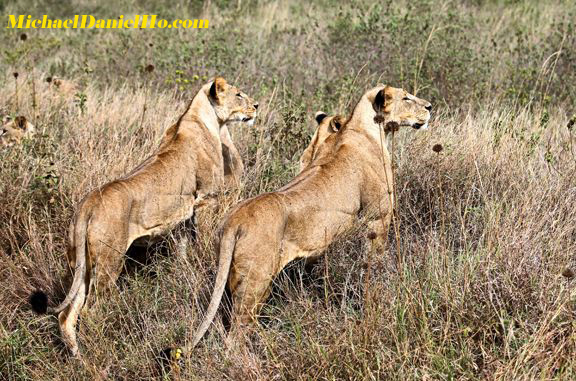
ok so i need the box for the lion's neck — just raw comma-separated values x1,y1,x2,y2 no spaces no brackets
182,88,222,140
347,98,389,151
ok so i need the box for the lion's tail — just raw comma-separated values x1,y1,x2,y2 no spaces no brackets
191,224,237,348
31,209,90,316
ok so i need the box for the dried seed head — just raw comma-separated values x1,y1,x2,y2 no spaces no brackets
20,33,27,41
373,114,386,124
385,121,399,132
432,144,444,153
13,72,19,79
367,231,377,240
145,64,155,73
46,77,52,83
149,42,154,47
562,268,574,279
568,116,575,131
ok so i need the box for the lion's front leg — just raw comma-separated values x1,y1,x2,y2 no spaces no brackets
192,192,219,243
220,126,244,188
367,211,392,254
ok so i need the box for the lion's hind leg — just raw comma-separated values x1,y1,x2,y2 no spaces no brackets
227,238,283,332
89,235,127,306
58,276,88,357
230,273,273,328
56,229,91,357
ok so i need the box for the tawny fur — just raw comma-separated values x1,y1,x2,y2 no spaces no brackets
38,78,258,356
299,112,347,172
1,116,36,148
191,85,431,348
220,124,245,187
48,77,79,97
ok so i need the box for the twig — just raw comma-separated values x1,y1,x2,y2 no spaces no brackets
13,72,19,112
378,121,402,275
31,72,37,121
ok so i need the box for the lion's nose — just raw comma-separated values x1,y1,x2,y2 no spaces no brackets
425,103,432,111
254,102,259,110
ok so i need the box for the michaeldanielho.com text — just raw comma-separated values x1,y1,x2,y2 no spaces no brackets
6,15,209,29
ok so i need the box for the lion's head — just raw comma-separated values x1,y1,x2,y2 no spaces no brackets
372,86,432,131
299,112,346,171
1,116,36,147
313,111,346,141
208,77,259,126
46,76,78,97
13,116,36,133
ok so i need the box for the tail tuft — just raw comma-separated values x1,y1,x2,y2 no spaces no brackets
29,291,48,314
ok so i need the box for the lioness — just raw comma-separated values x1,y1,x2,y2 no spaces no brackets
1,116,36,148
46,76,78,97
299,111,346,171
189,85,431,348
30,77,258,356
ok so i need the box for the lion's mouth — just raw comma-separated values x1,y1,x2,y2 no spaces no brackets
412,122,429,130
242,115,256,127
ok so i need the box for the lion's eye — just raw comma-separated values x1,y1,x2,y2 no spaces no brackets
236,93,242,98
403,97,411,101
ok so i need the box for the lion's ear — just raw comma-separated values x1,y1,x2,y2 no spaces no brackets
315,111,328,124
209,77,228,103
374,88,387,111
330,115,345,132
15,116,27,129
373,86,392,123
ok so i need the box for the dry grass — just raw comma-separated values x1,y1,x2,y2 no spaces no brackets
2,81,575,380
1,0,576,380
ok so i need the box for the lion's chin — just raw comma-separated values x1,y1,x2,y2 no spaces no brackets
226,115,255,126
241,114,257,126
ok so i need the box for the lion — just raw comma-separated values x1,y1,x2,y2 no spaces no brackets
29,77,258,356
46,76,78,97
299,111,346,172
188,85,431,349
1,116,36,148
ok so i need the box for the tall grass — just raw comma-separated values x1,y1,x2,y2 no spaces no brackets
1,0,575,379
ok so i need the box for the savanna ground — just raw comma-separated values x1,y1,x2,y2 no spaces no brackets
1,0,575,379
